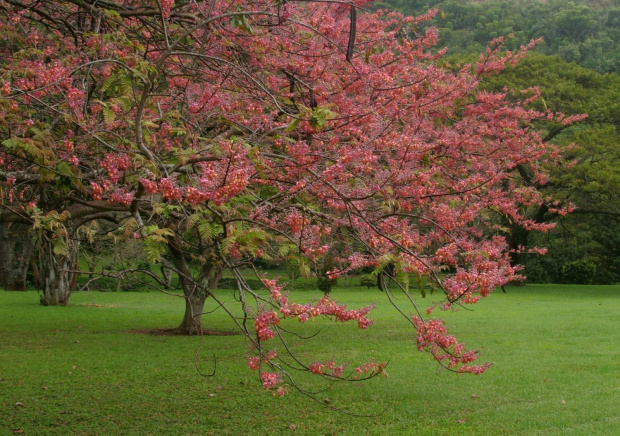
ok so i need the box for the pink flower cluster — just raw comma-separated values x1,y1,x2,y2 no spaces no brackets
296,296,373,329
412,316,491,374
160,0,174,19
90,182,103,200
246,349,278,371
353,361,389,379
308,360,345,377
259,371,280,389
109,188,134,205
261,279,375,328
254,311,280,341
140,178,158,194
100,153,131,184
159,178,183,200
247,351,285,393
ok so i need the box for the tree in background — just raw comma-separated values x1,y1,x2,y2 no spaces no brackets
0,222,32,291
374,0,620,283
478,52,620,283
0,0,579,394
377,0,620,74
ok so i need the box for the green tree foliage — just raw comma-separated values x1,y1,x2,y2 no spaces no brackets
477,52,620,283
376,0,620,73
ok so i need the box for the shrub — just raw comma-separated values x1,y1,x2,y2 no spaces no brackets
561,259,596,284
317,275,337,294
360,275,376,289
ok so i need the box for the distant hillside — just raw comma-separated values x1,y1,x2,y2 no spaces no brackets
375,0,620,73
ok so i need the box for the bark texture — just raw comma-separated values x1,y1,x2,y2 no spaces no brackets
37,232,78,306
0,222,33,291
169,234,222,335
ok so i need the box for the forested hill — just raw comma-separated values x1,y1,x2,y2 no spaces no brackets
375,0,620,74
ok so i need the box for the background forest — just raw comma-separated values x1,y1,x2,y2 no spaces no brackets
377,0,620,284
379,0,620,73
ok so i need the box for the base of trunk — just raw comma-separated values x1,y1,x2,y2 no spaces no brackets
177,295,207,335
40,292,71,306
177,319,203,335
5,283,27,291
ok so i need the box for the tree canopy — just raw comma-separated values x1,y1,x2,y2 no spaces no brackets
0,0,578,394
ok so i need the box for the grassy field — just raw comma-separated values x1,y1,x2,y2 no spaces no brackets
0,283,619,435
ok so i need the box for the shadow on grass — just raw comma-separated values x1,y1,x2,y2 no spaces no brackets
129,327,242,336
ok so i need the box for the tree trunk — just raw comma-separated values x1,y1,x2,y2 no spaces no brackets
0,222,34,291
37,231,78,306
178,289,208,335
168,234,222,335
507,224,529,267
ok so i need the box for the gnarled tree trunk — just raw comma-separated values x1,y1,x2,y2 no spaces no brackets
0,222,33,291
168,234,223,335
37,231,78,306
178,287,209,335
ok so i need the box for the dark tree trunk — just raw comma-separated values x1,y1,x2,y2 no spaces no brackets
178,289,208,335
507,224,529,267
37,231,78,306
168,234,222,335
0,222,34,291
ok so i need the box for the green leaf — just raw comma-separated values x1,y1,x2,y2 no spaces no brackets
395,268,410,292
285,117,301,132
52,233,68,256
309,107,336,131
102,105,116,124
370,254,396,278
185,213,201,231
197,221,218,241
220,236,236,254
278,244,295,257
142,225,174,263
298,260,311,278
2,138,45,160
417,276,426,298
56,161,75,177
230,15,254,34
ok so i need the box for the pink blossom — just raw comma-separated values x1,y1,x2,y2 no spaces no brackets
260,372,280,389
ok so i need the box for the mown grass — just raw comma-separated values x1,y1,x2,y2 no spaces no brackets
1,283,619,435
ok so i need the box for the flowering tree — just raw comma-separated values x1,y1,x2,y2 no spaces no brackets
0,0,581,394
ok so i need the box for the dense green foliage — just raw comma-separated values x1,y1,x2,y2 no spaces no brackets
377,0,620,73
477,53,620,283
2,285,619,434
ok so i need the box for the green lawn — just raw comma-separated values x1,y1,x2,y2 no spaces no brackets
1,284,619,435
